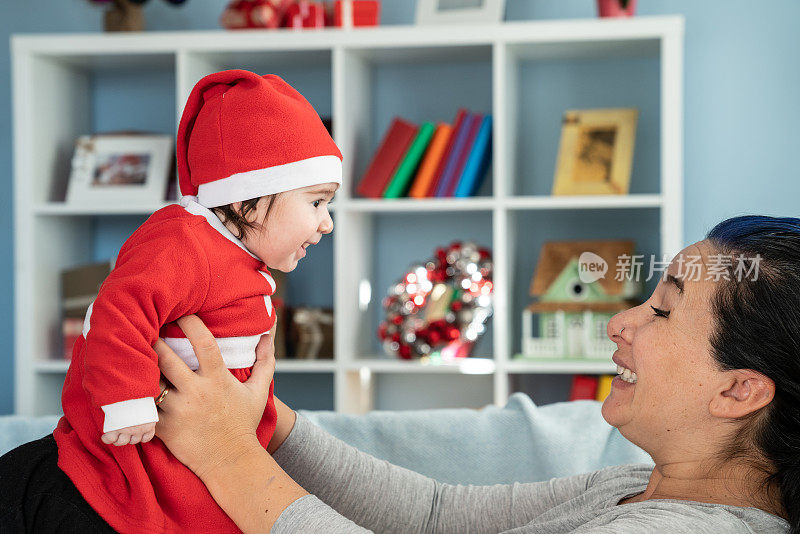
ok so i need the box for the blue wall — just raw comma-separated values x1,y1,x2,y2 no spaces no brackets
1,0,798,413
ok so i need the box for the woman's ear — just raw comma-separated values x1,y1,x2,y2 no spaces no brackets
709,370,775,419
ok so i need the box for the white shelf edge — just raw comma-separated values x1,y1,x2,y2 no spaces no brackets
34,202,174,216
339,194,662,213
345,358,496,375
275,360,337,372
505,359,616,374
12,16,684,56
503,194,662,210
344,197,496,213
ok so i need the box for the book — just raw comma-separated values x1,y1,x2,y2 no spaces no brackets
383,121,437,199
356,117,418,198
441,113,483,197
434,113,478,197
408,123,453,198
453,115,493,198
426,108,468,197
596,374,615,401
568,374,599,401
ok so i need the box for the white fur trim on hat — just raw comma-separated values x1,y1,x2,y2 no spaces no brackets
196,155,342,208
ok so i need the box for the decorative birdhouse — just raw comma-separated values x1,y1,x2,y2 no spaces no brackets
520,240,641,360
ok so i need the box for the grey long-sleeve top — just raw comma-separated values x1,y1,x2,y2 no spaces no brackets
271,415,789,533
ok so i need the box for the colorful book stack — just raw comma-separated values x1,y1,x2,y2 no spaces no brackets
356,108,493,199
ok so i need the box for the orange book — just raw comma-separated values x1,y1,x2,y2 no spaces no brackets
408,122,453,198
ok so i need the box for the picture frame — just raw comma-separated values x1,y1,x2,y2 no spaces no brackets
552,108,638,196
415,0,506,25
66,133,173,206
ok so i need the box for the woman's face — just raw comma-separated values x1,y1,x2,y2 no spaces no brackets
602,239,724,456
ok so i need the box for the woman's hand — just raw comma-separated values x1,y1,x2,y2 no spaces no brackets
153,315,276,479
153,315,308,532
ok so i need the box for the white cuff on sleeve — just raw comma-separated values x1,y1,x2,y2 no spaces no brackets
101,397,159,433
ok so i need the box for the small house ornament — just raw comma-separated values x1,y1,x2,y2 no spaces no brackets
520,240,641,360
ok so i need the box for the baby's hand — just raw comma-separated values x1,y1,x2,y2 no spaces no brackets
101,422,156,446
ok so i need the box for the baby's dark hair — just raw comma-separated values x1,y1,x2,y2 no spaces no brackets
211,194,280,240
706,215,800,531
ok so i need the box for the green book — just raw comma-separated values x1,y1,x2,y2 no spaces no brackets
382,121,436,199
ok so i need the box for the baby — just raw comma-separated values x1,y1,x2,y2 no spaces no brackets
53,70,341,532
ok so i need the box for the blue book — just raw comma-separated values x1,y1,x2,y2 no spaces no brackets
434,113,476,197
454,115,492,198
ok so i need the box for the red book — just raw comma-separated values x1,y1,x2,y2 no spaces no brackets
569,375,599,401
442,112,483,197
425,108,468,197
356,117,418,198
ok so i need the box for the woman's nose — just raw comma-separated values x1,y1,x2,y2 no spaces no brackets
607,308,633,343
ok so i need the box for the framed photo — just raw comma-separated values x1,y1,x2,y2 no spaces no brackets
66,134,173,205
415,0,506,25
552,108,638,196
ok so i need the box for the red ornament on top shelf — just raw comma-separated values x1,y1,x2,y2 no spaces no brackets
220,0,293,29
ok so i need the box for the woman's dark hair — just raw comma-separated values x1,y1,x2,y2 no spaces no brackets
211,194,279,240
706,215,800,531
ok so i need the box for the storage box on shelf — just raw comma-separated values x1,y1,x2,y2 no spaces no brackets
12,16,683,416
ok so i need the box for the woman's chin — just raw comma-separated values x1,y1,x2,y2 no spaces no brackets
600,393,629,428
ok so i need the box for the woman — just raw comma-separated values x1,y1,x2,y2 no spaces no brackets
153,215,798,533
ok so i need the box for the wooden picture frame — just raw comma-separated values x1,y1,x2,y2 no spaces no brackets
415,0,506,25
552,108,638,196
66,133,173,206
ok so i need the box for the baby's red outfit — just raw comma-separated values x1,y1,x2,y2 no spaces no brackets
54,196,277,533
53,68,343,533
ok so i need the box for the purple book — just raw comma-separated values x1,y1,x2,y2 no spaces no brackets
434,113,477,197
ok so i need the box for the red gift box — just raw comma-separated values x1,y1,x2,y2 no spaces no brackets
334,0,379,27
284,0,326,28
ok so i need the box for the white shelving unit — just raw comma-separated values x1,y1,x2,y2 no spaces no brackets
12,16,683,416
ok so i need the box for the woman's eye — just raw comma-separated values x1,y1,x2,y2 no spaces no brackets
650,305,670,318
313,200,322,208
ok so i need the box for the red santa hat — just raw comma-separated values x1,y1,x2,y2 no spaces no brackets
177,69,342,208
